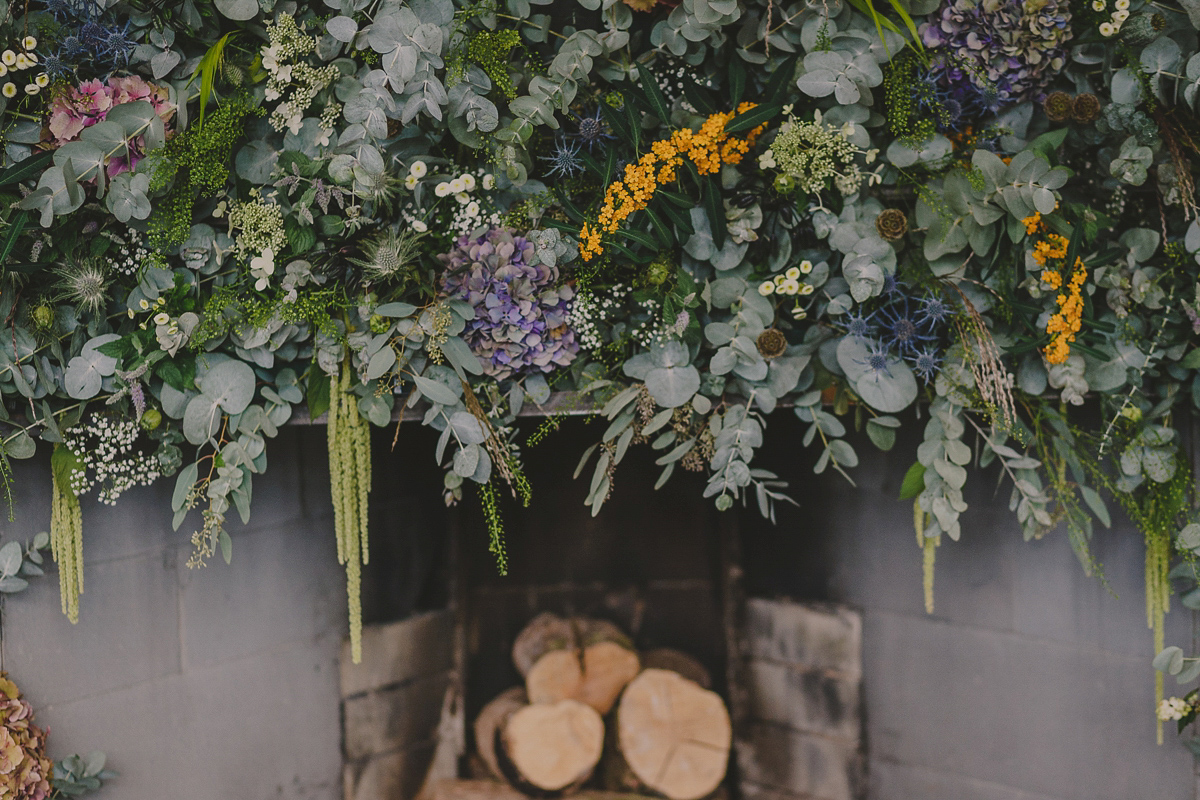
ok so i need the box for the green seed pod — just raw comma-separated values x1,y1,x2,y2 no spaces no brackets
30,304,54,332
1121,13,1166,46
140,409,163,431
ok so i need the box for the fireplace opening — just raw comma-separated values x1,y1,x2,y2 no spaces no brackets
339,417,865,800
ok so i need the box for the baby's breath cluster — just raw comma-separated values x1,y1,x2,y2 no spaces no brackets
64,417,162,505
759,110,880,198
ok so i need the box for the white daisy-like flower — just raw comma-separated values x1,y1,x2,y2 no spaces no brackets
455,191,470,205
481,173,495,190
2,50,16,67
466,201,480,216
15,53,30,70
1112,9,1129,21
799,260,814,274
461,173,476,191
412,220,428,232
781,280,801,295
1099,21,1116,35
785,267,801,281
435,182,451,197
34,73,47,87
448,177,465,193
23,83,37,95
21,36,36,50
409,160,427,178
757,281,775,296
404,174,418,190
799,283,815,296
153,312,171,326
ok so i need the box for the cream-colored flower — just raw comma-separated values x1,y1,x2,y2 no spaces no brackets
774,274,787,287
23,83,37,95
1099,21,1116,35
482,173,495,190
466,201,480,217
1112,9,1129,21
461,173,476,191
21,36,36,50
2,50,17,66
799,283,815,296
799,260,813,274
785,267,801,281
434,182,451,197
781,280,801,296
404,174,418,190
15,53,30,70
34,73,47,87
153,312,171,326
412,219,428,233
757,281,775,296
448,177,465,193
455,191,470,205
409,160,427,178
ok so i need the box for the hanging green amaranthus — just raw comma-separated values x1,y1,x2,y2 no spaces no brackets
327,365,371,664
50,445,84,624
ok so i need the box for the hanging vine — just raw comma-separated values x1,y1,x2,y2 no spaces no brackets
49,444,84,624
327,364,372,664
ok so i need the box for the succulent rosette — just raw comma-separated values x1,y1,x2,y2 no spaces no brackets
921,0,1073,109
439,227,580,381
0,677,52,800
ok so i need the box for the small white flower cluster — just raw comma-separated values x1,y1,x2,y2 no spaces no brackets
630,296,670,348
107,228,152,277
758,261,816,297
1094,0,1130,36
400,163,500,238
261,14,338,135
1157,696,1195,721
0,37,47,98
64,417,161,505
569,283,631,350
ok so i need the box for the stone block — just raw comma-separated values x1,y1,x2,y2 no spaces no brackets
344,741,437,800
344,671,450,760
745,660,859,743
36,638,342,800
341,610,455,698
3,549,181,706
868,759,1062,800
179,519,346,670
744,598,861,678
737,722,864,800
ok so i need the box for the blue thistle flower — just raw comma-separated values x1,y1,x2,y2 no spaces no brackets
541,138,584,178
916,294,953,327
862,341,894,377
910,346,942,381
573,107,613,152
844,308,874,340
873,296,936,356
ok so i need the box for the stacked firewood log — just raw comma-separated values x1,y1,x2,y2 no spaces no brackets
472,613,731,800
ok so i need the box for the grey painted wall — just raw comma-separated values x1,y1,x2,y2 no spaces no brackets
0,417,1195,799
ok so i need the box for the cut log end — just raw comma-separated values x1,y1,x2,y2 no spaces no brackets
474,687,528,780
503,699,605,791
617,669,731,800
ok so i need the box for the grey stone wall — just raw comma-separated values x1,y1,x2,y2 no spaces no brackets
0,416,1194,800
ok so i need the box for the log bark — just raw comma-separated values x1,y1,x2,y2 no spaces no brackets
502,699,605,791
473,688,527,780
616,669,731,800
639,649,712,689
512,613,576,677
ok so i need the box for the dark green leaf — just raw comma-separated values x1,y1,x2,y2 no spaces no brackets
728,58,746,107
0,210,28,267
599,101,635,146
617,227,657,248
681,78,716,115
0,152,53,188
644,207,673,247
658,189,693,207
899,461,926,500
307,364,330,420
763,56,800,106
702,177,726,250
725,102,781,134
636,63,672,124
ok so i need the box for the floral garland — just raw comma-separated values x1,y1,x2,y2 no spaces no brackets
0,0,1197,742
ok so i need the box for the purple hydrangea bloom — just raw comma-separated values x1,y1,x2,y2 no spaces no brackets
439,227,580,381
920,0,1073,110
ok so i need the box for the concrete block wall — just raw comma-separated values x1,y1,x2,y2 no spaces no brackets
0,425,445,800
738,598,865,800
340,611,455,800
743,415,1200,800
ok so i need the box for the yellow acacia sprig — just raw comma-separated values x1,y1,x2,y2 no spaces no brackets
579,104,767,262
1023,212,1088,365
